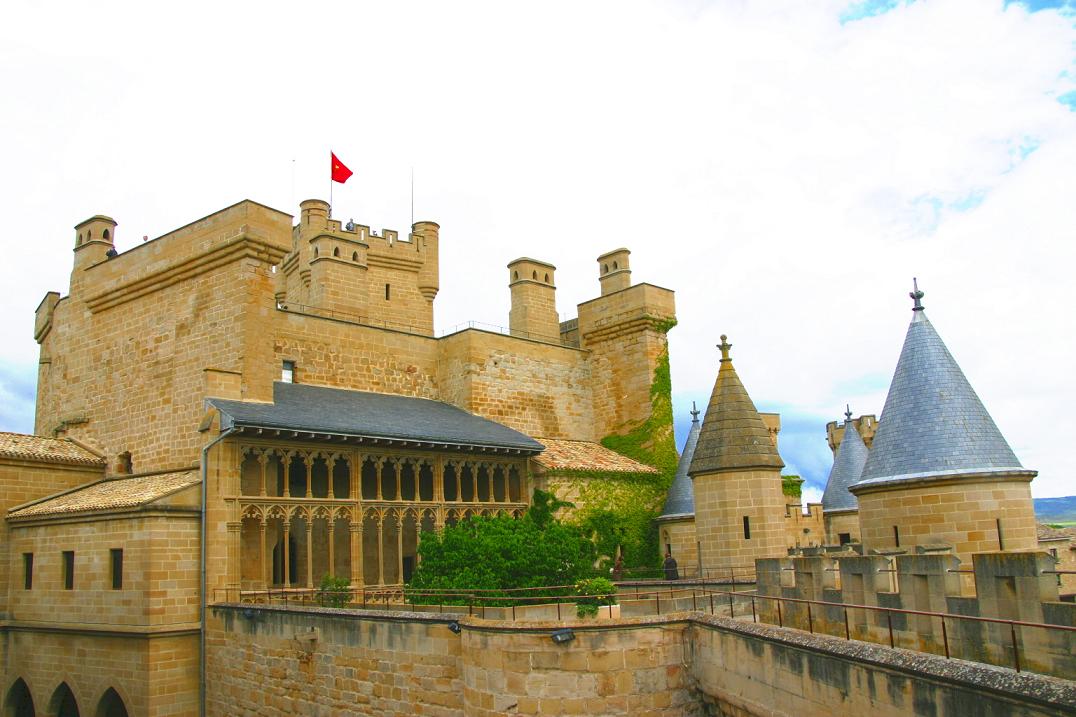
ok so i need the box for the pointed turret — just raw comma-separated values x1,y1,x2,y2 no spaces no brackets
688,336,784,476
821,406,869,544
849,281,1037,561
689,336,787,575
656,404,703,573
822,407,868,513
855,281,1024,486
660,404,702,519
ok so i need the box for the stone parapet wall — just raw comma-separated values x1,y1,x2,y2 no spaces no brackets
204,604,1076,717
756,551,1076,678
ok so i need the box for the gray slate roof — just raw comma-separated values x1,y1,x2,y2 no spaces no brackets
853,308,1025,489
659,411,701,519
210,382,544,454
821,418,868,512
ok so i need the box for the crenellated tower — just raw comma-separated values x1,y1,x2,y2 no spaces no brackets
276,199,438,335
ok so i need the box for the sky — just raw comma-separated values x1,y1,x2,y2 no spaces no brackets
1,0,1074,501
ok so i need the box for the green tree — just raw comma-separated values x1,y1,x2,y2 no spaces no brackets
406,490,596,605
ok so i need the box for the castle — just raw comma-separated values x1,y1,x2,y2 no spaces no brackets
0,198,1070,716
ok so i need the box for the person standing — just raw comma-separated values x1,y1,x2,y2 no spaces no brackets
663,551,679,581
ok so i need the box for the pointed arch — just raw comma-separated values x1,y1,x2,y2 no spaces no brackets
4,678,35,717
93,689,128,717
48,683,79,717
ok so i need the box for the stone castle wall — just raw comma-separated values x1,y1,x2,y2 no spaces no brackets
35,200,674,477
204,604,1075,717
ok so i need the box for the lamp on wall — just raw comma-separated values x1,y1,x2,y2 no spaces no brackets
447,621,462,634
550,628,575,644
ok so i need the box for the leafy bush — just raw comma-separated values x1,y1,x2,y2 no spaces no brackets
575,577,617,618
317,574,352,608
406,490,596,606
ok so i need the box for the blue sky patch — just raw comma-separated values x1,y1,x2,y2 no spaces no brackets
1004,0,1076,13
1059,90,1076,111
840,0,912,24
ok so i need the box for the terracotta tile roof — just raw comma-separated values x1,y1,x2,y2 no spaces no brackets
533,439,658,474
1037,523,1076,542
8,470,200,519
0,432,105,466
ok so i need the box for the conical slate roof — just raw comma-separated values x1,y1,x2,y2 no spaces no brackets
659,405,702,519
821,409,868,512
688,336,784,476
853,283,1026,489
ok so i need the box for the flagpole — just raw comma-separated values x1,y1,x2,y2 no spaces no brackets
329,150,333,219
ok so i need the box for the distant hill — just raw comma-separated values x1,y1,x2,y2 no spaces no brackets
1034,496,1076,524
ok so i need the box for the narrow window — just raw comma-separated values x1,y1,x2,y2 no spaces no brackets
23,553,33,589
352,251,358,262
893,525,900,547
110,548,124,590
385,283,391,300
996,518,1004,550
62,551,74,590
333,247,340,257
281,360,295,383
742,516,751,540
665,543,671,555
838,532,851,546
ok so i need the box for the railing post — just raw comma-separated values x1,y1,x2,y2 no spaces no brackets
844,607,850,641
1011,623,1021,673
692,590,697,612
728,591,734,618
557,597,561,621
777,600,783,628
709,593,715,615
751,597,756,623
941,616,949,659
656,592,661,615
807,603,813,634
887,612,894,648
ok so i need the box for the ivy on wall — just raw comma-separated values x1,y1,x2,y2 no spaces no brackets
782,475,803,498
555,318,679,569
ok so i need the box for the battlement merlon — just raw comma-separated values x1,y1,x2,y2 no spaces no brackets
66,200,293,304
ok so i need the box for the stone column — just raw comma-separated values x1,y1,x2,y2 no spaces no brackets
305,519,314,588
328,518,336,577
283,520,291,587
259,453,268,496
259,519,268,587
396,515,404,584
304,453,312,499
328,455,337,500
350,519,365,587
227,521,242,593
376,460,383,501
377,516,385,585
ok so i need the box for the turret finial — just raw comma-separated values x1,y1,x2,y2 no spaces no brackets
690,401,700,422
718,334,732,362
845,404,853,422
910,277,925,312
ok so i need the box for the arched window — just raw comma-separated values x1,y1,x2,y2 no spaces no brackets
102,229,110,240
95,688,129,717
5,677,35,717
333,247,340,257
352,251,358,262
513,271,518,280
602,264,608,274
49,682,80,717
613,261,618,270
544,273,549,283
531,271,537,280
313,247,318,258
77,233,83,246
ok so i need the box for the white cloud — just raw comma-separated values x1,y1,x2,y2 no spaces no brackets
1,0,1074,497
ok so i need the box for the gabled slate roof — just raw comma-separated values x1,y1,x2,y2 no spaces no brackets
532,438,658,474
0,432,105,467
689,337,784,476
8,470,199,519
853,288,1027,490
821,414,868,512
659,408,701,519
209,382,544,454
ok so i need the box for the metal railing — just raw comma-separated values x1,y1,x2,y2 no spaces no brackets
215,580,1075,676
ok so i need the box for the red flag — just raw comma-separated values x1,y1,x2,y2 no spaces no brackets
331,152,353,184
